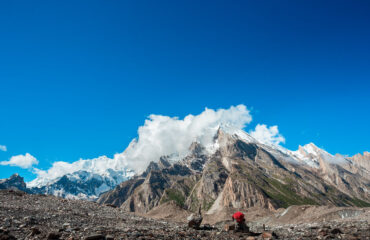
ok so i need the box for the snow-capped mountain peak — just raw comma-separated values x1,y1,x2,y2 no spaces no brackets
218,123,257,144
288,142,350,168
300,142,326,155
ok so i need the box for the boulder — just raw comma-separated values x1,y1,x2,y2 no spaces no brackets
187,213,203,229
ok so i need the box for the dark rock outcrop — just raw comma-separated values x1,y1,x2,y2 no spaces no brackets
0,174,29,193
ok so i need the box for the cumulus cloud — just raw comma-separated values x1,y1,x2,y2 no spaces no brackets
0,145,6,151
122,104,252,172
249,124,285,146
29,105,253,185
0,153,38,169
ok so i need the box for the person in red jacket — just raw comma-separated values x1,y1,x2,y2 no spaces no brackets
232,211,249,232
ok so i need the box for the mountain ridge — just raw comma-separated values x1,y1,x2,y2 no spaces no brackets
1,127,368,207
97,128,370,216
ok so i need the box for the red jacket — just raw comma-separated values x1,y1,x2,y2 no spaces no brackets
232,211,245,223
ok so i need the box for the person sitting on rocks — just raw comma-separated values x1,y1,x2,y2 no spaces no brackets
232,211,249,233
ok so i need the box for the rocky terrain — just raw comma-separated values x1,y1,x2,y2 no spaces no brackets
1,189,369,239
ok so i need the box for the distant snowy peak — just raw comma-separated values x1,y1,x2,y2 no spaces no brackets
218,124,257,143
288,143,351,168
213,128,325,168
27,153,133,188
29,168,135,200
288,143,324,168
299,142,324,155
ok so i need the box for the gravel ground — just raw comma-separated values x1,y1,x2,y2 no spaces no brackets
0,190,369,240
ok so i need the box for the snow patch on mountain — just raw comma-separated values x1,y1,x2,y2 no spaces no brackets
288,143,348,168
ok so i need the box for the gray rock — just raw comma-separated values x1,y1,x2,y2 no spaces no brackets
30,227,41,235
105,235,114,240
84,234,106,240
47,232,61,239
187,214,203,229
63,222,71,229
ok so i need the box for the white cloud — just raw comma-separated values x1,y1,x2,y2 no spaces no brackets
28,105,253,186
122,104,252,172
249,124,285,146
0,153,38,169
0,145,6,151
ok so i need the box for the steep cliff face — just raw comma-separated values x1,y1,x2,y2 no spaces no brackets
349,151,370,172
97,129,370,214
97,178,145,207
215,176,275,210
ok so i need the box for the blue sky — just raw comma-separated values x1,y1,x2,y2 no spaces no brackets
0,0,369,181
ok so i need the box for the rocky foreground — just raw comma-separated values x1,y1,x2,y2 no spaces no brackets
0,190,369,240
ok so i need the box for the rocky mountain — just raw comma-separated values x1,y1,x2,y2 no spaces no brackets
0,174,29,193
98,127,370,216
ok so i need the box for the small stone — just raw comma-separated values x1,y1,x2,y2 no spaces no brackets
13,220,20,225
31,227,41,235
84,234,106,240
63,223,71,229
106,235,114,240
262,231,272,239
331,228,343,234
47,232,61,240
319,229,328,236
24,216,37,225
346,236,360,240
224,224,235,232
105,204,117,208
